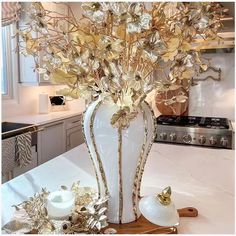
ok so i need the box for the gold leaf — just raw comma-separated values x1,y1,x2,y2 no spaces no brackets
176,95,188,103
174,25,181,35
181,69,195,79
116,24,127,40
50,69,77,85
167,38,180,51
161,49,178,62
200,64,208,71
56,88,80,99
181,42,191,52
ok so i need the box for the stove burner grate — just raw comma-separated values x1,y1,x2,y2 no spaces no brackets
156,115,229,129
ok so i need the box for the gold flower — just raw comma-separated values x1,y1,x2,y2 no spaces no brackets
111,106,138,130
142,32,165,63
81,3,106,23
126,3,152,34
169,53,195,80
97,36,124,61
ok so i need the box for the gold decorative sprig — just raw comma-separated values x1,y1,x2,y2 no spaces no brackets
5,182,109,234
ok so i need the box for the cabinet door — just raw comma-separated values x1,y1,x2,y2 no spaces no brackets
38,121,66,165
66,126,84,151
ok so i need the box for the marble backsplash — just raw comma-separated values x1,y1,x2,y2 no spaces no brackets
189,51,235,121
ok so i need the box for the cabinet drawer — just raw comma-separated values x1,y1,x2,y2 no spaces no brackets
65,115,82,130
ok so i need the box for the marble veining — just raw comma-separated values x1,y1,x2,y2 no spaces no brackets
189,52,235,121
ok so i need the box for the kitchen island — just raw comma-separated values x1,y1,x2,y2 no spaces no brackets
1,143,234,234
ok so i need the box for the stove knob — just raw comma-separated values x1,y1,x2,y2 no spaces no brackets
169,133,177,141
209,137,217,145
160,132,167,141
220,137,228,147
182,134,192,143
198,135,206,144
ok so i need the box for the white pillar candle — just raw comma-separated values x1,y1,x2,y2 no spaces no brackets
46,190,75,219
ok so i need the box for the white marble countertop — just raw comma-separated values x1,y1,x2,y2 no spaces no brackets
1,143,234,234
3,110,84,126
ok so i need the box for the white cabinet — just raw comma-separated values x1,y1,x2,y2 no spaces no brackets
65,116,84,151
38,121,66,165
37,114,84,165
66,126,84,150
2,114,84,183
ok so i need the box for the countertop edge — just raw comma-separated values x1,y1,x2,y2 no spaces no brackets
3,110,85,126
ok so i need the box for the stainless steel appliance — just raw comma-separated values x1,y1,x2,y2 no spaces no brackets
155,115,234,149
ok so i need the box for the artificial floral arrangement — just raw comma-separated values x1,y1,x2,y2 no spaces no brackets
17,2,225,125
13,2,226,226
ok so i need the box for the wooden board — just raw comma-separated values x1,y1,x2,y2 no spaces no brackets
102,207,198,234
103,215,178,234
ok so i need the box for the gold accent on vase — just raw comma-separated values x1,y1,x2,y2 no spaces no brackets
132,104,148,220
111,106,138,130
90,100,109,196
82,110,101,197
118,126,123,224
137,101,157,199
157,186,172,205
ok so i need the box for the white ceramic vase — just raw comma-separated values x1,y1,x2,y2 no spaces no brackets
83,98,156,224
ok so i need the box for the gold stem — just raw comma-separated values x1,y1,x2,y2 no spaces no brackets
90,101,109,197
118,126,123,224
138,101,157,199
132,105,148,220
81,111,101,197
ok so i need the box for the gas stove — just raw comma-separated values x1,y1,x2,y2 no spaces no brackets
155,115,234,149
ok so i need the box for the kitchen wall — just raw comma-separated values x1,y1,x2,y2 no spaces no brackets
189,51,235,121
2,85,85,120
